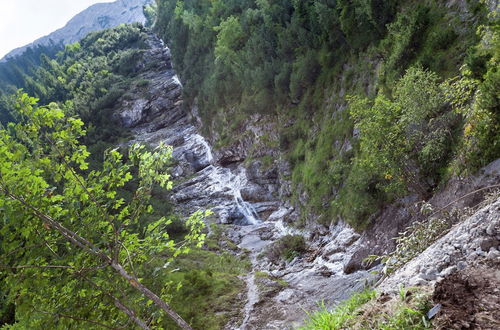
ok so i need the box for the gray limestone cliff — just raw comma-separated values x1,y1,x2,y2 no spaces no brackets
1,0,152,61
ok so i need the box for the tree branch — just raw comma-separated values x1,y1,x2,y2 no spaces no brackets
79,275,151,330
429,184,500,217
0,264,107,272
0,186,193,329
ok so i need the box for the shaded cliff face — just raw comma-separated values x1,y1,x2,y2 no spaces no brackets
1,0,152,61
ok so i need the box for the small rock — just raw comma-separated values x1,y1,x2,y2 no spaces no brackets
444,255,451,264
486,222,497,236
413,277,428,286
487,249,500,261
317,266,333,277
440,266,457,277
476,249,487,257
421,269,438,281
457,261,467,270
480,238,499,252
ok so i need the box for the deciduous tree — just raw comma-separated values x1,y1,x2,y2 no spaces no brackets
0,93,208,329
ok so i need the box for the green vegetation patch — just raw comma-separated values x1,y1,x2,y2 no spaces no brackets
161,248,250,330
301,287,433,330
154,0,495,230
266,234,307,263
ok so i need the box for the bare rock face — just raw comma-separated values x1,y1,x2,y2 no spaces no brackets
2,0,153,61
379,196,500,291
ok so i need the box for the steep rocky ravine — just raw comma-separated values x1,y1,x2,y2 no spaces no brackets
115,33,379,328
115,33,499,328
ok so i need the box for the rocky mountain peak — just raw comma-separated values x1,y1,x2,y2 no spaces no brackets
1,0,153,61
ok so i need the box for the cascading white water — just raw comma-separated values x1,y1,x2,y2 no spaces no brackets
192,133,213,163
206,165,261,226
186,131,260,226
128,37,377,328
234,193,260,226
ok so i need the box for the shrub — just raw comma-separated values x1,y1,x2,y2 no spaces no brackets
380,5,430,84
267,234,307,263
136,78,150,88
114,49,143,76
289,50,321,101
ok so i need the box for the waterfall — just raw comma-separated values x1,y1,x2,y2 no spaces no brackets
193,133,213,163
234,192,260,226
191,134,260,226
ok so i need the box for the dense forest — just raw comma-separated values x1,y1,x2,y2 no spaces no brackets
0,0,498,329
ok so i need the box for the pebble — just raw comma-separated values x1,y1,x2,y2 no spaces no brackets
413,277,428,286
442,255,451,264
421,269,437,281
440,265,457,277
457,261,467,270
486,223,496,236
487,249,500,261
480,237,499,252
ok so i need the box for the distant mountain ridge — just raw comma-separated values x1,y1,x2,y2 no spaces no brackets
1,0,152,61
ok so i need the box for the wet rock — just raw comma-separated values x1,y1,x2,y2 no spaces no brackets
228,206,246,224
268,207,293,222
323,245,344,258
241,185,273,202
317,266,333,277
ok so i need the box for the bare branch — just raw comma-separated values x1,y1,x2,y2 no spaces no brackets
429,184,500,217
0,264,107,272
